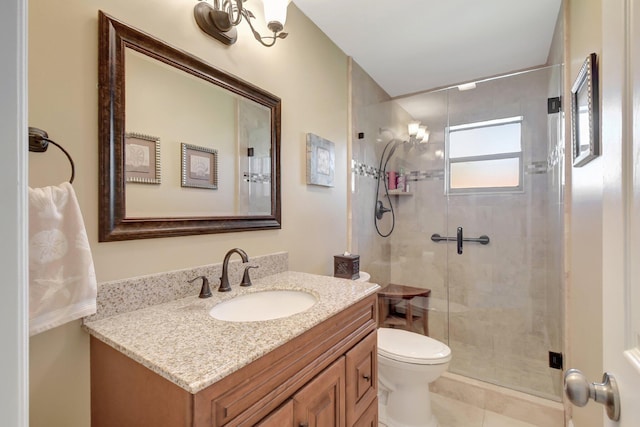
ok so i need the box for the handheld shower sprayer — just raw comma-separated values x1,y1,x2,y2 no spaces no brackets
374,133,406,237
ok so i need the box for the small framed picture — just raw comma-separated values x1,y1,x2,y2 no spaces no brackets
181,143,218,190
125,133,161,184
571,52,599,167
306,133,335,187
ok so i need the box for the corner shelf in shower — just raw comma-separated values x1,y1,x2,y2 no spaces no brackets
387,190,413,196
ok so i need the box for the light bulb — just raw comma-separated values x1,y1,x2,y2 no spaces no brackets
416,125,427,141
408,121,421,137
263,0,292,30
421,130,430,143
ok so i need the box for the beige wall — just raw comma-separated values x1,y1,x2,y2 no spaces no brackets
28,0,349,425
566,0,604,425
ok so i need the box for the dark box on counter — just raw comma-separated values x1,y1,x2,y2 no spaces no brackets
334,254,360,280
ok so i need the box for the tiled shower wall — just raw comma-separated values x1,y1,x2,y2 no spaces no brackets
350,62,564,400
350,59,412,285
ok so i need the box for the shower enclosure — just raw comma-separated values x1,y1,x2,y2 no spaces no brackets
351,63,565,400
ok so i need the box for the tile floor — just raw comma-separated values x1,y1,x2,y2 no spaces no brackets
380,393,540,427
431,393,538,427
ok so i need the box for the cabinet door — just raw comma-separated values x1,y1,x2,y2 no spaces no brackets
293,357,346,427
351,399,378,427
256,400,294,427
345,331,377,426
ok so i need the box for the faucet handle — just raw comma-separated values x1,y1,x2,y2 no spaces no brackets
240,266,259,287
188,275,212,298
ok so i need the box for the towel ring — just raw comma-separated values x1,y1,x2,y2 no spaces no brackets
28,127,75,184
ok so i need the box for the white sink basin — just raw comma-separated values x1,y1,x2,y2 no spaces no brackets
209,290,317,322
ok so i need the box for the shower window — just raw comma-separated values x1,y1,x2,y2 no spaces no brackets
446,116,523,194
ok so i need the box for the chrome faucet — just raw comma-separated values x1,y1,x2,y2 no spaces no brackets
218,248,249,292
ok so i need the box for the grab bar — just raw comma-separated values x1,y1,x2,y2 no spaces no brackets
430,232,490,246
431,226,490,254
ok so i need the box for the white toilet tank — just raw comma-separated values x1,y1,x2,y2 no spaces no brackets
353,271,370,282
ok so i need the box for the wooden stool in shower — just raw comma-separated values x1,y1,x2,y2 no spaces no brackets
377,283,431,335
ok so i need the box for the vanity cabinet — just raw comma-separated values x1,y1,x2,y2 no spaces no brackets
90,294,377,427
256,331,378,427
254,359,346,427
255,401,293,426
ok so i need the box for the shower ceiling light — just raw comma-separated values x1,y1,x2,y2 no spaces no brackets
194,0,291,47
458,82,477,91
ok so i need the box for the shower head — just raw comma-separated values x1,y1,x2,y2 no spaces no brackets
377,127,396,143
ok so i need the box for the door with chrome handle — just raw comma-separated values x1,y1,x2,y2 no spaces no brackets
564,369,620,421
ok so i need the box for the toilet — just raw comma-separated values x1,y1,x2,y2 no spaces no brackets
354,271,370,282
377,327,452,427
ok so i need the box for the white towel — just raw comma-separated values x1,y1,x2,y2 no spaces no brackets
28,182,97,336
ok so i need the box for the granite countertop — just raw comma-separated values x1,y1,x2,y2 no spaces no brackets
83,271,379,394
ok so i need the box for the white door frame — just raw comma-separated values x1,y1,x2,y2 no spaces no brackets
0,0,29,425
601,0,640,425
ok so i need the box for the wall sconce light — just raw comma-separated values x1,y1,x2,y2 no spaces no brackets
408,121,421,137
194,0,291,47
408,121,430,144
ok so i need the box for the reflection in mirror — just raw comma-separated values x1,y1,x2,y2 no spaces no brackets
124,48,272,217
98,11,281,241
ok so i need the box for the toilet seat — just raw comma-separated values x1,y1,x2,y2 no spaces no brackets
378,327,451,365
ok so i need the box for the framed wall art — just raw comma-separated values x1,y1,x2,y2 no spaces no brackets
181,143,218,189
125,132,161,184
571,52,599,167
306,133,335,187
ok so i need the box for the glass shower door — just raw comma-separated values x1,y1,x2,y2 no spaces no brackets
442,66,564,400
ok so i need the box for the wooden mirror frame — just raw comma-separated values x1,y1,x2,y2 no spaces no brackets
98,11,281,241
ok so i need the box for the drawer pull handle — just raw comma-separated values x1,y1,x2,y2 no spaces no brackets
363,374,371,381
299,423,309,427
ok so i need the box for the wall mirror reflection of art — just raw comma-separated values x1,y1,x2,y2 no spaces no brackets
125,133,161,184
571,52,599,167
306,133,335,187
181,143,218,189
98,12,281,241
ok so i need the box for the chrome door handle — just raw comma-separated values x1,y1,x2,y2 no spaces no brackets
564,369,620,421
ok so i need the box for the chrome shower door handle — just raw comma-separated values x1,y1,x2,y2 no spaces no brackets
456,226,463,254
564,368,620,421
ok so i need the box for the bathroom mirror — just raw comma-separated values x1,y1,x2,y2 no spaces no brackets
98,12,281,241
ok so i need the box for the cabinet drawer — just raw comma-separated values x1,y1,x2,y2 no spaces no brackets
345,331,377,426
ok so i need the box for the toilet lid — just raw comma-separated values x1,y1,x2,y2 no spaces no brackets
378,328,451,365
